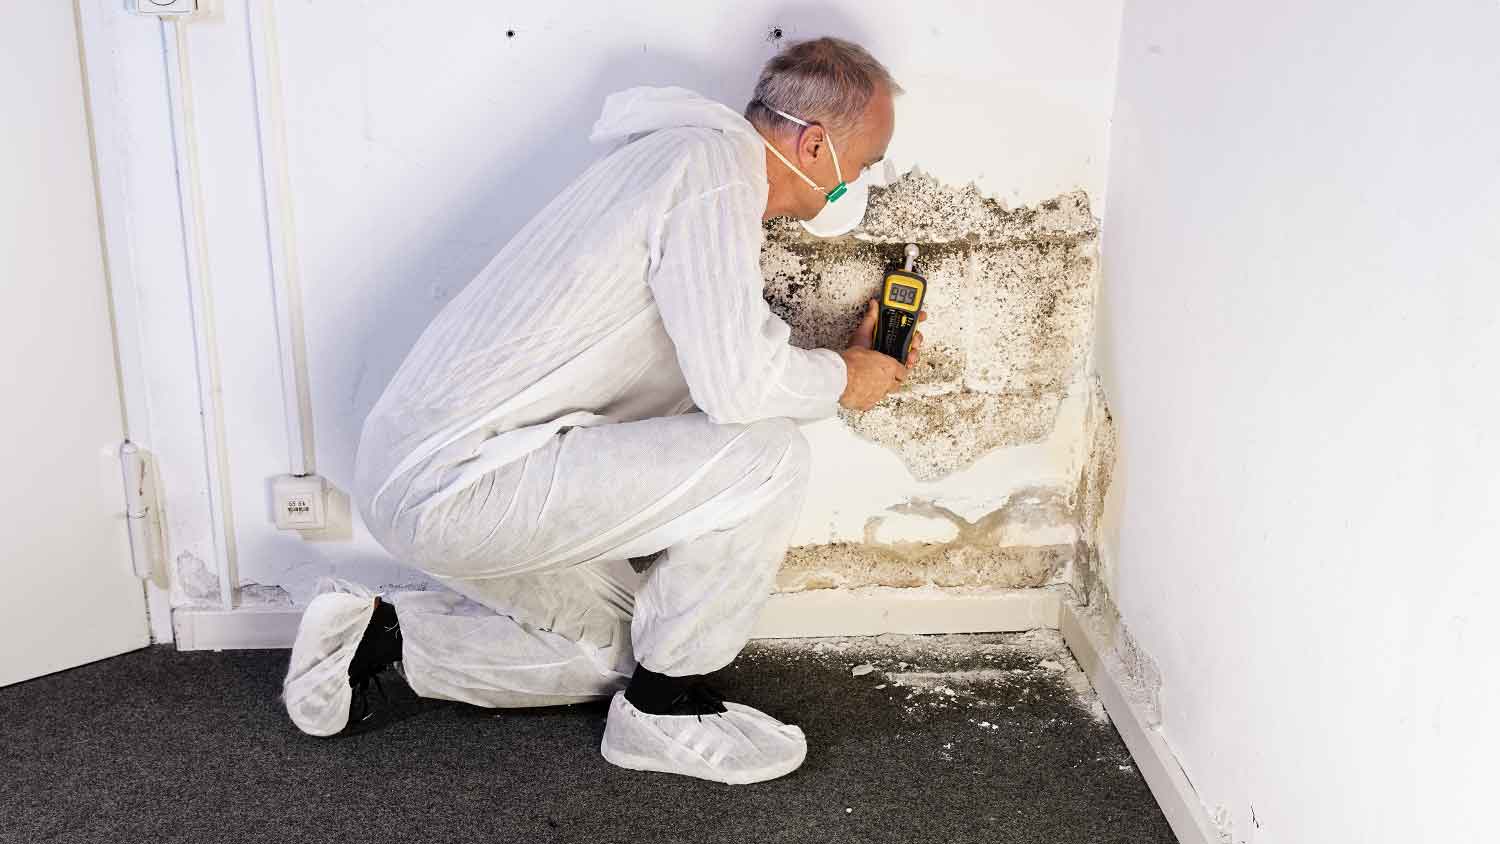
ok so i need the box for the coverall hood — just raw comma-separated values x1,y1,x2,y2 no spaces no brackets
590,86,759,146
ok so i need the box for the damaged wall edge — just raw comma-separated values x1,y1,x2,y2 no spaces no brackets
1057,371,1212,841
1060,600,1219,844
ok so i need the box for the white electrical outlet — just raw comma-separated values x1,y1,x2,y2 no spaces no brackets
128,0,199,17
273,474,326,530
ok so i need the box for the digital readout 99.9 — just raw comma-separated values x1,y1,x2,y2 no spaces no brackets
889,284,919,305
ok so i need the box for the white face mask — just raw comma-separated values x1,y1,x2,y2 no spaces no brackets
760,107,870,238
800,173,870,238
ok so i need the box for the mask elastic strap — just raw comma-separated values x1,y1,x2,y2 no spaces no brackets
763,139,825,193
763,107,847,202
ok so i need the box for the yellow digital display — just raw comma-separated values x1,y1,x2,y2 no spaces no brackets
874,254,928,361
882,273,924,312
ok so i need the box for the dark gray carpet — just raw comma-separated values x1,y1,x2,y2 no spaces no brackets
0,634,1174,844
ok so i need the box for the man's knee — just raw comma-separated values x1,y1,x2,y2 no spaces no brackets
740,417,811,486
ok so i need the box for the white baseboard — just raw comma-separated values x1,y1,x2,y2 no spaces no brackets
1059,601,1219,844
173,606,304,651
172,586,1063,651
751,586,1062,638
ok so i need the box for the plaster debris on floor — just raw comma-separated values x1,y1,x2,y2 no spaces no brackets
742,629,1112,730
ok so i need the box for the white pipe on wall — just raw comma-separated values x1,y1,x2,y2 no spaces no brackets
247,1,317,478
164,19,238,611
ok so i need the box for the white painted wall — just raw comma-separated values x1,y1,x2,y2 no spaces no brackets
1098,2,1500,841
147,0,1122,601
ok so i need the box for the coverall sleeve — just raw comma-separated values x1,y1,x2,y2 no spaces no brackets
648,182,848,425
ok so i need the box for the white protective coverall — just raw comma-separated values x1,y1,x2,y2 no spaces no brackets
350,87,847,708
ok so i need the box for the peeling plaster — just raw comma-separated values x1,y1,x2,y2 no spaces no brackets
763,172,1098,482
239,583,294,607
1071,594,1164,729
779,486,1077,592
175,552,219,603
778,541,1071,592
858,176,1097,244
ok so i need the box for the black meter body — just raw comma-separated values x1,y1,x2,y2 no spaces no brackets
873,268,926,362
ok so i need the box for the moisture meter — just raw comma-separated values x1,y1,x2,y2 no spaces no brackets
873,244,926,361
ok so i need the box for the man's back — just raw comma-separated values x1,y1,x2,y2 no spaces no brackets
353,89,769,529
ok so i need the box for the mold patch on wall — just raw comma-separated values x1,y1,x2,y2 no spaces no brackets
762,172,1098,481
762,171,1102,591
777,487,1076,591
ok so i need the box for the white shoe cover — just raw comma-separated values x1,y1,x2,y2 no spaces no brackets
282,579,377,737
599,691,807,784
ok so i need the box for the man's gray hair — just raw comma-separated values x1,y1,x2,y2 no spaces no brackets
745,37,902,138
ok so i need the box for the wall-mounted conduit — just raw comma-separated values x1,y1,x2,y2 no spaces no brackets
247,2,317,479
163,19,238,611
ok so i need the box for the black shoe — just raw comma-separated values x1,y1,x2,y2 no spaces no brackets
624,665,728,719
342,597,404,734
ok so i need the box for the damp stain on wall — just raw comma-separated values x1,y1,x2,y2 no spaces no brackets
1056,376,1162,722
1070,375,1118,605
776,485,1078,591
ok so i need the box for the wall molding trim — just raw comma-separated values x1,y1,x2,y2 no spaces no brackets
1060,600,1220,844
173,606,303,652
752,586,1064,638
173,585,1066,651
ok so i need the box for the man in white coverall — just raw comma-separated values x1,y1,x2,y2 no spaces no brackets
283,37,923,785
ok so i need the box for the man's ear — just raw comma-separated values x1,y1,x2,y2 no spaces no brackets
798,126,825,163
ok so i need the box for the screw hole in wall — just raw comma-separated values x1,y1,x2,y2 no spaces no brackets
767,26,784,43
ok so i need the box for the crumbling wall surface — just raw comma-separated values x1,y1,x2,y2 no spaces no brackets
778,489,1075,591
764,173,1098,481
763,172,1104,591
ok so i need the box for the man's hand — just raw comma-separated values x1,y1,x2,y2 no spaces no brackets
838,299,927,411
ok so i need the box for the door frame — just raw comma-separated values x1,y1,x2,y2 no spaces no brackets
77,5,235,642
